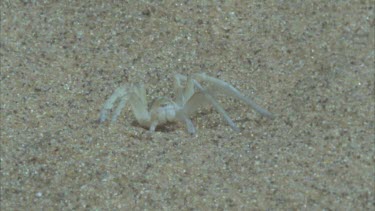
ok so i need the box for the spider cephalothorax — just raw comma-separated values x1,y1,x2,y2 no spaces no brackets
99,73,274,134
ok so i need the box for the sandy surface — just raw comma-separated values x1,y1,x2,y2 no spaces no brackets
1,1,374,210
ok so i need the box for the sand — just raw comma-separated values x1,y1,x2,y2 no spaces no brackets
1,1,374,210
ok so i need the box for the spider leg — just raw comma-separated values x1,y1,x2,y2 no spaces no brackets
174,74,194,105
175,74,209,116
194,73,274,119
128,83,151,127
175,108,197,134
174,74,186,105
149,121,158,132
193,79,240,131
100,83,151,128
176,75,239,131
111,97,128,123
99,86,128,123
174,74,206,134
182,116,196,134
183,92,209,116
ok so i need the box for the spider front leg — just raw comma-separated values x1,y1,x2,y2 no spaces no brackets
175,74,240,132
194,73,274,119
192,80,240,131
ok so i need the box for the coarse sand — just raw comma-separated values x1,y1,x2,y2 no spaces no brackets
1,1,374,210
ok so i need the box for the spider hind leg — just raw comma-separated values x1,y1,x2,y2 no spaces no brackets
99,86,128,123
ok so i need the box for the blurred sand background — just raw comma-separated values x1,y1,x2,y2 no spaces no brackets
1,0,374,210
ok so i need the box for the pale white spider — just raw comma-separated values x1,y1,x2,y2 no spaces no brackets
99,73,274,134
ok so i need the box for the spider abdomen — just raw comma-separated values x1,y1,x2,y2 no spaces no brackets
150,97,180,125
152,104,178,124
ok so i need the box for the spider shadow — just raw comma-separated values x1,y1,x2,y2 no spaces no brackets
130,121,179,133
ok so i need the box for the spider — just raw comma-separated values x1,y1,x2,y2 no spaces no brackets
99,73,274,134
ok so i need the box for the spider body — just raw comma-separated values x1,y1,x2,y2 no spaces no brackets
99,73,273,134
149,97,180,130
